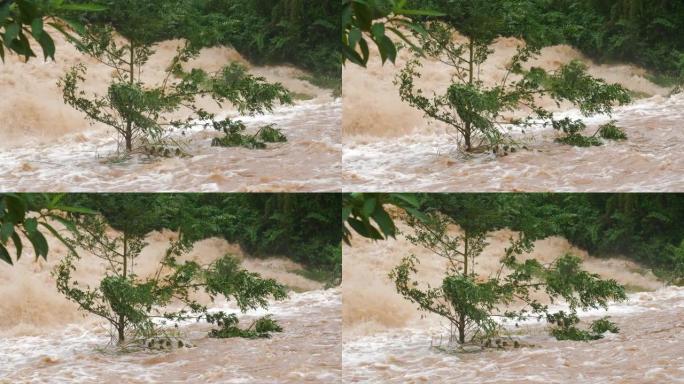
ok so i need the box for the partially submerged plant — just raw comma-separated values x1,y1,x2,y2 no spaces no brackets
550,313,619,341
389,200,626,345
395,4,631,154
207,313,283,339
60,23,292,155
554,119,627,146
54,213,287,345
210,122,287,149
598,120,628,140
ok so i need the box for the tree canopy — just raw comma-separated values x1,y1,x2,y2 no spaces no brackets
390,194,628,345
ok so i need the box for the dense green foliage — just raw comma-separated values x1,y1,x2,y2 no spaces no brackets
389,194,626,344
388,193,684,284
396,1,631,153
55,209,287,344
411,0,684,80
342,0,444,66
0,0,103,61
520,194,684,285
63,194,342,275
172,194,342,275
343,193,424,244
207,313,283,339
210,122,287,149
60,20,291,154
51,194,341,341
65,0,340,79
541,0,684,80
0,193,93,265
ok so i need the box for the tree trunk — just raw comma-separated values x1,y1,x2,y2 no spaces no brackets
464,38,475,152
124,42,135,152
117,233,128,344
458,315,466,344
464,230,469,276
458,230,469,344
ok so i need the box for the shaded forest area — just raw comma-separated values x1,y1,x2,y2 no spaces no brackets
411,0,684,83
59,194,342,275
65,0,340,79
418,193,684,284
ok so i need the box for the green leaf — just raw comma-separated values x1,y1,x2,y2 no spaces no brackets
31,17,44,39
38,31,55,59
4,23,21,46
52,215,77,232
352,2,372,31
0,2,11,22
49,194,65,209
61,17,86,35
10,232,22,261
391,193,420,208
347,218,383,240
370,23,385,42
0,221,14,243
0,243,12,265
348,27,361,50
40,222,76,255
358,38,369,64
26,229,48,260
16,0,39,22
371,207,396,238
5,195,27,224
361,197,376,217
342,206,352,223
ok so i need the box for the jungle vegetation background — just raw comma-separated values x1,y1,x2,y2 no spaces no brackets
50,0,341,83
408,0,684,84
345,193,684,285
0,193,342,284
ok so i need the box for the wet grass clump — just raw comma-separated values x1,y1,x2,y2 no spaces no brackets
598,121,628,140
212,122,287,149
208,313,283,339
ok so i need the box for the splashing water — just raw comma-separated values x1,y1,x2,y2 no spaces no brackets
0,289,341,384
342,221,681,383
342,36,681,192
0,33,341,192
0,230,341,383
343,287,684,384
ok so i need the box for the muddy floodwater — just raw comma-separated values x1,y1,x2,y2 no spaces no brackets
342,222,682,383
0,289,341,384
343,286,684,383
0,34,341,192
0,100,341,192
0,232,341,383
342,36,682,192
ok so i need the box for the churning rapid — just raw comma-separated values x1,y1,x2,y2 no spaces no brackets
0,32,341,192
342,220,683,383
343,36,683,192
0,229,341,383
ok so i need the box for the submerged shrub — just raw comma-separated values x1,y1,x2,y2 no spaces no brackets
555,134,603,147
208,313,283,339
211,121,286,149
550,312,619,341
598,121,628,140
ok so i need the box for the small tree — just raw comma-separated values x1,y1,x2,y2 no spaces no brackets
54,200,286,345
389,195,626,345
60,21,292,154
395,1,631,153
